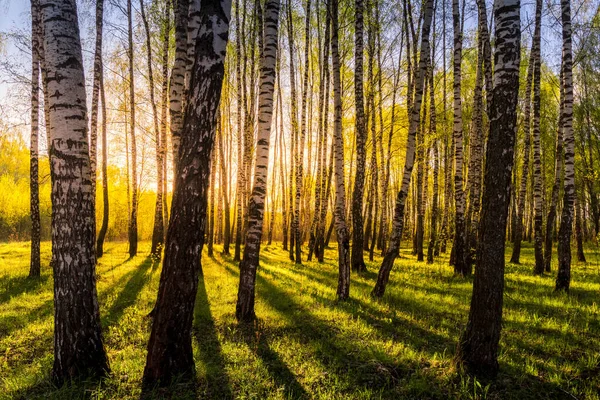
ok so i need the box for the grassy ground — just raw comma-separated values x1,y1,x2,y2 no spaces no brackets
0,240,599,399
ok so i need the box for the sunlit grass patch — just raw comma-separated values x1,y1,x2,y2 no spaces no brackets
0,240,598,399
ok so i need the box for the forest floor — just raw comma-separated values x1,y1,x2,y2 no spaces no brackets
0,241,599,399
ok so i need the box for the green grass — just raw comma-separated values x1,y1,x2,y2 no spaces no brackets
1,240,599,399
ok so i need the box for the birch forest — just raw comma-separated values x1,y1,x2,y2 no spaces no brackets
0,0,600,397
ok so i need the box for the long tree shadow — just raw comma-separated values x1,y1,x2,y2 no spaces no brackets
102,255,155,326
240,321,310,399
193,276,234,399
221,263,413,394
258,262,458,357
0,273,50,305
214,260,309,398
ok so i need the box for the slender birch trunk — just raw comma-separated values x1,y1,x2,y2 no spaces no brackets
233,0,245,262
41,0,109,383
532,0,544,274
236,0,280,321
96,66,109,258
372,0,434,297
545,69,564,273
456,0,521,376
330,0,351,300
143,0,232,384
140,0,165,258
218,117,231,254
294,0,311,264
29,0,42,278
556,0,575,292
127,0,138,258
452,0,468,276
287,0,299,261
510,45,533,265
351,0,367,273
427,38,439,264
93,0,108,258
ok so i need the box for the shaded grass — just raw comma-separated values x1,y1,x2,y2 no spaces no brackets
0,240,598,399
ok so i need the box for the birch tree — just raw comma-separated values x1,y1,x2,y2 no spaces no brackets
556,0,575,292
127,0,138,258
95,0,109,258
143,0,232,384
372,0,434,298
140,0,166,258
29,0,42,278
170,0,190,173
330,0,351,300
41,0,110,383
351,0,367,273
531,0,544,274
456,0,521,375
452,0,468,276
236,0,281,321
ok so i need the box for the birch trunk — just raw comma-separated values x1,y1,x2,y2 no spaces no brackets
140,0,165,258
294,0,311,264
330,0,351,300
287,0,299,261
427,41,439,264
556,0,575,292
41,0,109,382
452,0,468,276
127,0,138,258
351,0,367,273
456,0,521,376
143,0,232,384
170,0,190,173
532,0,544,274
236,0,280,321
545,70,564,273
372,0,434,297
233,0,245,262
29,0,42,278
510,45,533,265
94,0,108,258
96,66,109,258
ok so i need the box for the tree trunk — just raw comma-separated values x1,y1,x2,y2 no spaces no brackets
127,0,138,258
330,0,351,300
95,0,109,258
308,5,330,262
531,0,544,274
233,0,245,262
218,118,231,255
372,0,434,297
545,70,564,273
509,45,533,265
170,0,190,174
351,0,367,273
29,0,42,278
42,0,110,383
556,0,575,292
236,0,280,321
96,34,109,258
287,0,298,262
452,0,468,276
455,0,520,376
293,0,311,264
143,0,231,385
575,196,586,262
141,0,166,259
427,37,438,264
